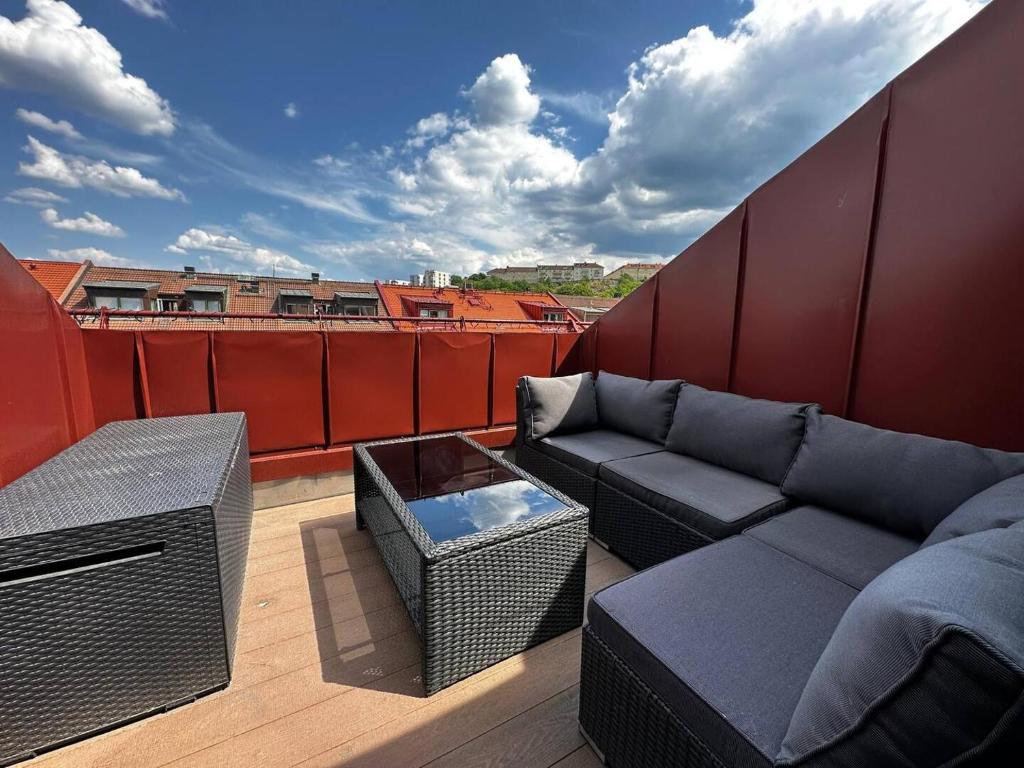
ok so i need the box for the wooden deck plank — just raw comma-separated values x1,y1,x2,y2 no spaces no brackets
424,685,584,768
27,492,633,768
550,745,604,768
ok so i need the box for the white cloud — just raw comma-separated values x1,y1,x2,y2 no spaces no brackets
284,102,298,119
40,207,124,236
540,90,611,124
4,185,67,205
406,112,451,149
166,227,315,276
0,0,175,135
19,136,185,199
352,0,987,280
466,53,541,126
48,246,134,265
119,0,168,21
15,107,81,138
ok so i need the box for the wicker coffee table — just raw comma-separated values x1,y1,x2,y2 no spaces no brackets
354,433,588,694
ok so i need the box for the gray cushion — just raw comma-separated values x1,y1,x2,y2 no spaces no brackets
779,527,1024,766
922,472,1024,548
666,384,810,485
534,430,663,477
589,536,857,765
595,371,682,443
744,505,920,590
781,407,1024,539
599,451,789,539
520,373,598,439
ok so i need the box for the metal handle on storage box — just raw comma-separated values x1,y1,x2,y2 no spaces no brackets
0,542,166,587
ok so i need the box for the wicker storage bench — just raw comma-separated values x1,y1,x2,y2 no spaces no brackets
355,433,588,695
0,413,253,765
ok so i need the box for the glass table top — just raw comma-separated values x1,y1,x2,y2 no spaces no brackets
365,435,569,543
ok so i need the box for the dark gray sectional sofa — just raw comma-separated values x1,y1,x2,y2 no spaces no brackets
515,370,1024,767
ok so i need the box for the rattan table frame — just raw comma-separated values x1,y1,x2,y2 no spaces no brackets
354,432,588,695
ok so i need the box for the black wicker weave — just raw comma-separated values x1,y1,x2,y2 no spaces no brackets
0,413,253,765
516,441,597,518
354,433,588,695
593,481,712,571
580,625,750,768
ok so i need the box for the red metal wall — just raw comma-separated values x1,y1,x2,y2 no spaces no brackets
418,332,492,433
652,204,744,390
0,246,94,485
328,332,415,444
580,0,1023,450
491,333,555,425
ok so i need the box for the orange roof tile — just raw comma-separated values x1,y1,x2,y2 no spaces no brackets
18,259,84,300
376,283,571,332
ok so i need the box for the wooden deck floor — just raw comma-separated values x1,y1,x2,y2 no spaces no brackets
28,493,634,768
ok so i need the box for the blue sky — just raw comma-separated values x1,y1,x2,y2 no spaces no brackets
0,0,988,281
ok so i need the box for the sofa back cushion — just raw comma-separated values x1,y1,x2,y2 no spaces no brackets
781,407,1024,539
922,472,1024,548
778,528,1024,766
665,384,810,485
520,373,598,440
595,371,681,443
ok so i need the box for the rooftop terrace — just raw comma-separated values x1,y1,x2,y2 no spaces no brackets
20,486,632,768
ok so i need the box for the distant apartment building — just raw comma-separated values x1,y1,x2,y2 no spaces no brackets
423,270,451,288
486,261,605,283
409,270,451,288
603,263,664,282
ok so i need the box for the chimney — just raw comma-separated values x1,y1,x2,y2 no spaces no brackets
311,272,320,283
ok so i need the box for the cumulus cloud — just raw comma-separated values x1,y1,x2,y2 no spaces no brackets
119,0,168,20
15,107,81,138
40,207,124,236
19,136,185,199
0,1,175,135
4,185,67,205
466,54,541,126
406,112,451,149
284,102,298,119
347,0,986,280
166,227,315,276
48,246,134,266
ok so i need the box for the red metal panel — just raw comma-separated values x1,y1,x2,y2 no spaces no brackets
417,332,491,434
652,205,744,389
52,301,95,441
491,333,555,425
730,89,889,413
328,332,416,444
578,325,597,375
213,331,326,453
142,332,213,418
0,249,76,484
554,333,581,376
82,330,142,428
594,276,657,378
851,0,1024,449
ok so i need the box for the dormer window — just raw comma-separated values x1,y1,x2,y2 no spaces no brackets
543,310,566,322
420,308,451,318
184,284,227,313
84,280,157,311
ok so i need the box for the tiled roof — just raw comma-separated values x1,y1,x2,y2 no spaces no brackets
62,265,388,331
376,283,569,332
18,259,84,300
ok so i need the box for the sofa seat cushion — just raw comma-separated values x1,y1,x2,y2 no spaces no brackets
782,407,1024,539
779,527,1024,766
599,451,789,539
533,430,664,477
744,505,920,590
666,384,810,485
595,371,682,443
589,536,857,765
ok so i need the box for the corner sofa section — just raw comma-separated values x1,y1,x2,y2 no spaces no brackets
516,371,809,569
577,399,1024,767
